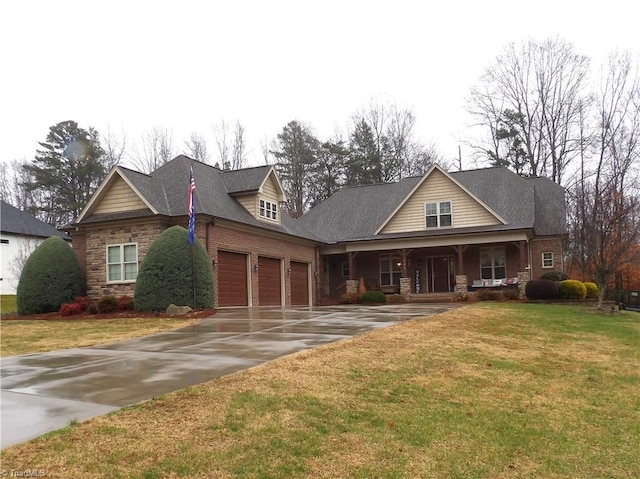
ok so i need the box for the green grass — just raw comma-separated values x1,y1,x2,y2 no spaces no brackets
2,303,639,478
0,294,17,315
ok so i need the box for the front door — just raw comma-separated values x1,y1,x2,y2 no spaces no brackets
427,256,455,292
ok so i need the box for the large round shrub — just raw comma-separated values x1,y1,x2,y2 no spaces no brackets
525,279,559,300
134,226,214,311
16,236,85,315
583,282,599,299
558,279,587,300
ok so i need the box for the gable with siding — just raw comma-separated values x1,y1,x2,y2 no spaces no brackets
380,168,502,234
92,175,150,215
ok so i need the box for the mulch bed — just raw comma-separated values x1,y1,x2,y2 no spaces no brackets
1,309,217,321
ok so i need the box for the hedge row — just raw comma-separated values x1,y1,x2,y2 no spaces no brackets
525,279,599,300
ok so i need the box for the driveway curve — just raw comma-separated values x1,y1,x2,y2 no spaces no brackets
1,303,460,448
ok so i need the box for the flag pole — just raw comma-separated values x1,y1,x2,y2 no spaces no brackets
188,163,197,308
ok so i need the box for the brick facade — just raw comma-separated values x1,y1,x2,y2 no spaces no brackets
206,221,317,308
75,216,317,308
530,237,565,280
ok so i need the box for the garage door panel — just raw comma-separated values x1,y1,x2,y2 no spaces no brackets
291,261,309,306
259,256,281,306
218,251,248,307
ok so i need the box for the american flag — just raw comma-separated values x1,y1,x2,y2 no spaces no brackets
187,165,196,244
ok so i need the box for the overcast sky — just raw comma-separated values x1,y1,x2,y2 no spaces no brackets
1,0,638,170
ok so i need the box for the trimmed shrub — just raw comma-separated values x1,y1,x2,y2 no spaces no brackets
17,236,85,315
558,279,587,300
386,294,406,304
340,293,360,304
477,289,501,301
503,289,520,300
74,296,89,311
59,302,82,317
134,226,214,311
118,295,134,311
584,282,599,299
360,290,387,304
525,279,559,300
88,304,98,315
97,295,118,314
540,270,569,281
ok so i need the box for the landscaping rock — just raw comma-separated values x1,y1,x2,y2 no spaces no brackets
166,304,193,315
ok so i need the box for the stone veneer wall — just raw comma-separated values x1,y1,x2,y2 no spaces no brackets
82,220,168,303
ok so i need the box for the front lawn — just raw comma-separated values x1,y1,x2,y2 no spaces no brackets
0,317,199,357
2,303,639,478
0,294,17,316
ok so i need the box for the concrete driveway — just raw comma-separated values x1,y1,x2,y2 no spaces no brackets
0,303,460,449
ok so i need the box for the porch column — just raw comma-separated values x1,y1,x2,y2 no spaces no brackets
346,252,359,295
401,249,409,277
517,270,530,299
515,240,527,271
453,245,468,275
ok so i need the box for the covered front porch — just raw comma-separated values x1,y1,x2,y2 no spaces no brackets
318,234,531,301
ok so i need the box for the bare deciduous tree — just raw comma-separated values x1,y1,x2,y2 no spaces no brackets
468,37,590,184
567,51,640,308
213,120,247,170
130,126,175,173
184,132,210,164
101,125,128,170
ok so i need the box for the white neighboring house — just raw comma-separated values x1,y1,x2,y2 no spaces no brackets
0,200,71,295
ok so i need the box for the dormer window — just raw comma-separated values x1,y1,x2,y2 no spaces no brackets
259,199,278,221
425,201,452,228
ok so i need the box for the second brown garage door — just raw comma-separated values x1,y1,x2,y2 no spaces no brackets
258,256,282,306
217,251,249,307
290,261,309,305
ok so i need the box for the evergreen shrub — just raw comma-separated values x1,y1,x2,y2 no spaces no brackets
525,279,559,300
97,295,118,314
360,290,387,304
477,289,501,301
540,271,569,281
558,279,587,300
386,294,406,304
134,226,214,311
584,282,599,299
503,289,520,300
340,293,360,304
16,236,85,315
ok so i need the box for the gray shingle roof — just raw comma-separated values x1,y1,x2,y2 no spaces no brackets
86,156,320,241
297,166,566,242
1,201,70,239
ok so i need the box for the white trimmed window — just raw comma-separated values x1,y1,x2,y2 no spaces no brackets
542,252,554,268
107,243,138,282
259,199,278,221
480,247,506,280
380,253,402,286
425,201,452,228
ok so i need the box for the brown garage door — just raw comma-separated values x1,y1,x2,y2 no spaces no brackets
258,256,281,306
290,261,309,306
217,251,248,307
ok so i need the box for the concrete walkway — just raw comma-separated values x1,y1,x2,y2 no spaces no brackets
0,303,459,449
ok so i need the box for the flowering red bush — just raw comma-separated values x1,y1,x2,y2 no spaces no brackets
118,295,134,311
74,296,89,311
59,302,83,317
